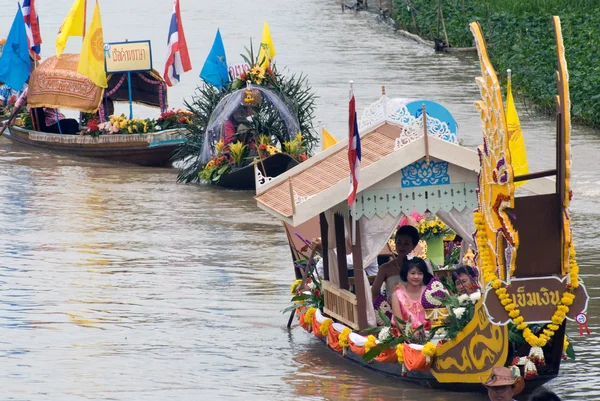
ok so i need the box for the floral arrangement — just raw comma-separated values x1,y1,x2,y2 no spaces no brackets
283,133,308,162
156,109,194,130
417,216,453,241
284,254,324,314
85,114,156,136
233,65,276,88
361,311,425,363
428,288,482,341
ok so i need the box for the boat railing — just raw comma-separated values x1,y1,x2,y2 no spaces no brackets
322,280,360,330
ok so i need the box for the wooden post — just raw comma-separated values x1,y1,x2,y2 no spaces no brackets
439,2,450,48
351,220,369,330
422,103,430,164
319,212,330,281
288,178,296,215
334,212,349,291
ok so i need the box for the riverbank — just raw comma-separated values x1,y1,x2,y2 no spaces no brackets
388,0,600,128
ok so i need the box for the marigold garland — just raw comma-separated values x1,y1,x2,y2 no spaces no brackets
339,328,351,348
422,342,437,364
304,307,316,324
474,211,580,348
364,335,377,353
396,344,404,363
320,318,333,337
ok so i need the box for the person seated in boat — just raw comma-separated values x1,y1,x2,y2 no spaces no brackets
224,105,255,146
312,237,379,278
371,225,420,300
391,257,433,331
482,366,524,401
30,107,80,135
452,264,480,295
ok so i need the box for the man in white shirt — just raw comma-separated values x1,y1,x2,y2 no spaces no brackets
312,237,379,278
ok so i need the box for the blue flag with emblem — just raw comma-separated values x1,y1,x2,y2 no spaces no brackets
0,5,31,91
200,29,230,89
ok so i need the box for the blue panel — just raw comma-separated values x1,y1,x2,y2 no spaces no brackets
401,160,450,188
405,99,458,142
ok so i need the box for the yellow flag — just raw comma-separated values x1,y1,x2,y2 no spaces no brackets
322,127,338,150
506,72,529,186
56,0,85,57
77,1,107,88
258,22,276,68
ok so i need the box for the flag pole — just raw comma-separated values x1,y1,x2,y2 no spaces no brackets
82,0,87,39
349,80,357,246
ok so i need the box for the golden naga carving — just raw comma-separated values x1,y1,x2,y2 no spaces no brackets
553,16,574,276
470,22,519,283
431,302,508,382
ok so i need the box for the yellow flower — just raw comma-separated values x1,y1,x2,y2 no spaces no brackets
295,132,303,141
215,140,224,154
290,279,302,294
320,318,333,337
304,307,316,324
339,328,351,348
364,335,377,353
422,342,437,358
563,337,569,352
396,344,404,363
509,310,520,319
205,160,215,169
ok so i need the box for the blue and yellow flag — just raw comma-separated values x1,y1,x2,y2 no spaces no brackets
56,0,85,57
506,70,529,186
200,29,230,89
77,1,107,88
0,5,32,90
258,21,276,68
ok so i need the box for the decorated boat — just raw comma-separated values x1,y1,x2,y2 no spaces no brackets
3,54,187,167
175,31,318,190
255,18,588,394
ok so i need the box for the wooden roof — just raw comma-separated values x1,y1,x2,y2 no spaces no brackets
255,130,395,219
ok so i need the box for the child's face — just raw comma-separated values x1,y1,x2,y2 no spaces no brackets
407,266,424,286
395,234,415,258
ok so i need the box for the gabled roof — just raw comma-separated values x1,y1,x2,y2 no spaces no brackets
255,101,555,227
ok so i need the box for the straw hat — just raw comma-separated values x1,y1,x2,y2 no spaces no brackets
482,367,525,396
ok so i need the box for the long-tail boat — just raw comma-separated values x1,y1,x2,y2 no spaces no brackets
254,17,589,394
3,54,185,167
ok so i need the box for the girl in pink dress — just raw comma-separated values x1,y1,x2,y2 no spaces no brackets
392,257,433,329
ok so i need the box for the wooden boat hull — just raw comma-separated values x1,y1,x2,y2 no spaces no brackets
4,125,185,167
340,343,556,394
216,152,299,190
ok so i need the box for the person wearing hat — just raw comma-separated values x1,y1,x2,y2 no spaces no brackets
482,366,525,401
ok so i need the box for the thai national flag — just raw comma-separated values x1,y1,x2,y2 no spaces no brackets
347,86,361,206
22,0,41,55
163,0,192,87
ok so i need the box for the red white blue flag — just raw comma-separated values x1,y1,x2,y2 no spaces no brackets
22,0,41,55
347,86,361,206
163,0,192,87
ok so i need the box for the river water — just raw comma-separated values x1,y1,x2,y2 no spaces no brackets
0,0,598,400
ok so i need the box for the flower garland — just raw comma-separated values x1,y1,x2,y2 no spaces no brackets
422,342,437,364
339,328,351,348
364,335,377,353
320,318,333,337
474,211,580,348
304,307,316,325
396,344,404,363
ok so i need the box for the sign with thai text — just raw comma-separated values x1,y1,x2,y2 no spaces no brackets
104,40,152,74
482,276,589,325
228,63,250,81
